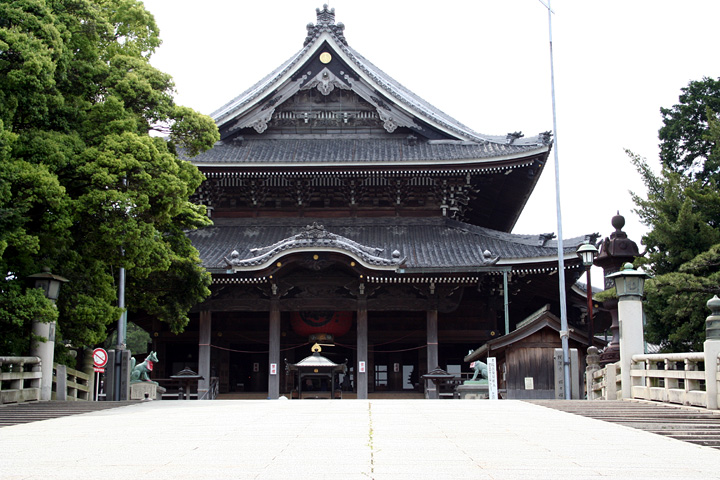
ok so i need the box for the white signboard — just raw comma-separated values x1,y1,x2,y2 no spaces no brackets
487,357,498,400
270,363,277,375
359,361,366,373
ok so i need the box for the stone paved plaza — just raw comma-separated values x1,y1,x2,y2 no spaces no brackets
2,400,720,479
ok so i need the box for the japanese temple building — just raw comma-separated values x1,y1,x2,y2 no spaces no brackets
146,6,599,399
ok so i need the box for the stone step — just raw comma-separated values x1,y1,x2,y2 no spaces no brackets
0,401,136,427
525,400,720,450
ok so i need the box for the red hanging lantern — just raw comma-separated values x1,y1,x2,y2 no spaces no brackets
291,311,352,339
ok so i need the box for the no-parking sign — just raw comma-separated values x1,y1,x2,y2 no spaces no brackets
93,348,108,368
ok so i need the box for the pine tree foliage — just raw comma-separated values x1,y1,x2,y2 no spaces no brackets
632,78,720,351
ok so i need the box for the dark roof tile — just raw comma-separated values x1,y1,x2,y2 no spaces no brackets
188,138,543,166
188,217,586,271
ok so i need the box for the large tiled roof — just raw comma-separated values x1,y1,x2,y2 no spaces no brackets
188,138,547,167
210,7,551,147
188,217,588,272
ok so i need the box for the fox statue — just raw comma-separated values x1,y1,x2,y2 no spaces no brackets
130,351,159,384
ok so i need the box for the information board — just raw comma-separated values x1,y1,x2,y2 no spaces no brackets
487,357,498,400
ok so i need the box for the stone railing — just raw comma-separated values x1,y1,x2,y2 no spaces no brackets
0,356,42,404
53,363,91,401
588,351,717,407
588,359,621,401
629,353,709,407
587,295,720,409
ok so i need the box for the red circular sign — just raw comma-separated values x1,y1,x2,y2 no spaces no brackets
93,348,108,368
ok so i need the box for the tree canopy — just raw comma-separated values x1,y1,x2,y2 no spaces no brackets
0,0,219,358
632,77,720,351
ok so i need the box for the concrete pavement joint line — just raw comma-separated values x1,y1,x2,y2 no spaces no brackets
365,401,375,479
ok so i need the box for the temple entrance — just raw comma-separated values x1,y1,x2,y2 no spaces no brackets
371,351,422,393
227,351,267,393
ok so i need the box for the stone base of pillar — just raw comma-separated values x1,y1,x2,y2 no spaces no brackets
457,384,489,399
130,382,165,400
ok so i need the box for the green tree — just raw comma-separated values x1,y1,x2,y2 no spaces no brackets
632,77,720,351
659,77,720,182
0,0,218,359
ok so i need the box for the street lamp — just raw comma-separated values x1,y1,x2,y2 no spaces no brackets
28,267,69,401
605,262,651,398
576,243,598,345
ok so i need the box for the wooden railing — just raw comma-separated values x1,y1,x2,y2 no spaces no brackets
53,363,91,401
629,353,708,407
0,356,42,404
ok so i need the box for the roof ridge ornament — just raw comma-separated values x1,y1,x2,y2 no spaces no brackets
316,4,335,24
506,132,524,144
538,232,556,246
305,5,347,47
539,131,553,145
298,222,334,240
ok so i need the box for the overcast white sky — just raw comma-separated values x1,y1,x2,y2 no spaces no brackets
142,0,720,253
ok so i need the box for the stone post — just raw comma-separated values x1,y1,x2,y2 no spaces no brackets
356,292,368,399
83,347,95,400
268,300,280,399
704,295,720,410
55,364,67,401
198,310,212,399
426,308,439,399
607,263,649,399
617,291,645,399
609,269,647,399
30,320,56,401
585,346,600,400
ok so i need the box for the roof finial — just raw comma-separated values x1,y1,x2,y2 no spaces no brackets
304,5,346,47
316,4,335,24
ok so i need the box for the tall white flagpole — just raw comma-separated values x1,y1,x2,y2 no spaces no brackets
539,0,571,399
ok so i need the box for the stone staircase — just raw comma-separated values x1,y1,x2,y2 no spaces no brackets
0,401,136,427
526,400,720,449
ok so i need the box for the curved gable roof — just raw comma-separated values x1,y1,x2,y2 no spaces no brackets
209,6,551,148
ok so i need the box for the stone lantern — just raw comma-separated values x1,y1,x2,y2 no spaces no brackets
28,267,69,401
594,213,639,365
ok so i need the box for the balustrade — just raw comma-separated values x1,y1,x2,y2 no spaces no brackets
629,353,707,407
0,356,42,404
53,363,91,401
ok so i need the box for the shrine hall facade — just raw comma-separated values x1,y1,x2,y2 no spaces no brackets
147,6,597,399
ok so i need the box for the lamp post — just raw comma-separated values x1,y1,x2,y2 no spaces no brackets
28,267,69,401
606,263,650,398
577,243,598,346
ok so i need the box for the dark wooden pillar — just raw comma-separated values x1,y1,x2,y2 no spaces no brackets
357,293,368,399
426,308,439,399
198,310,212,399
268,296,281,399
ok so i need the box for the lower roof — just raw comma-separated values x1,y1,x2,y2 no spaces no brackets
188,138,549,168
188,216,590,274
